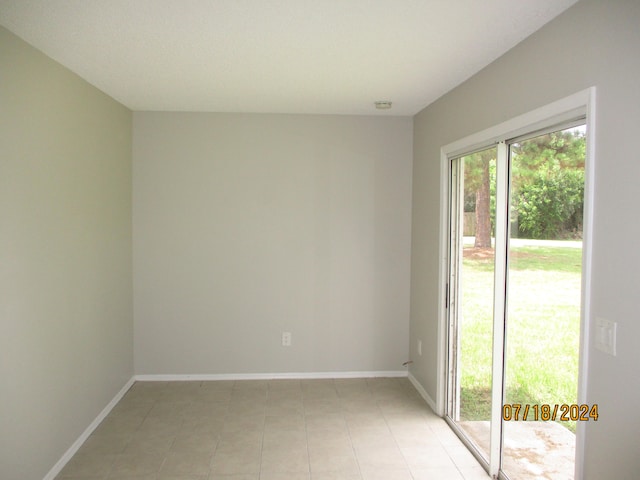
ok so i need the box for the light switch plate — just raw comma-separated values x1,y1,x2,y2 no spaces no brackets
595,317,617,356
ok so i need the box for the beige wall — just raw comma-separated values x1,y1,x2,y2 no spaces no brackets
410,0,640,477
0,27,133,480
133,112,412,375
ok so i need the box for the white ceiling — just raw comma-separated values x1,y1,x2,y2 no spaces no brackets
0,0,579,115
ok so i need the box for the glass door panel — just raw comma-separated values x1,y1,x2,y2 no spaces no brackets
447,146,497,464
501,125,585,480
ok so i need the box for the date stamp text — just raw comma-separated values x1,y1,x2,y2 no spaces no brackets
502,403,598,422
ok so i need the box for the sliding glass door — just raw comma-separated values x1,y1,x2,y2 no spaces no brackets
446,124,586,480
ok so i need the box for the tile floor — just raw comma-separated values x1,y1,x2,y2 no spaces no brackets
56,378,490,480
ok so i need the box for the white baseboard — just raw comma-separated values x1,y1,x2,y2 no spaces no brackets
408,372,438,413
135,370,408,382
43,376,136,480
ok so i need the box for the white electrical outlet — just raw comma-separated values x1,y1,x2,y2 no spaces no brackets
282,331,292,347
417,339,422,356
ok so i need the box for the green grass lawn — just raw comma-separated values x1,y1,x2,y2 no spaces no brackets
458,244,582,432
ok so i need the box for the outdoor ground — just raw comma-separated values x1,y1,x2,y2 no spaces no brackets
459,241,582,434
455,240,582,478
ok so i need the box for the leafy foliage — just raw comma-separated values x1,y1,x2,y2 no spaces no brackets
514,165,584,239
462,127,586,240
511,128,585,239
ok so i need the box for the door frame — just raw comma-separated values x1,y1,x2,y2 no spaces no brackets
435,88,596,479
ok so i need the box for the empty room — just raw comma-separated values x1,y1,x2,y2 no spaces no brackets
1,1,639,479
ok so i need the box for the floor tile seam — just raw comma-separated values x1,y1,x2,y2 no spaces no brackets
137,396,160,435
342,405,366,480
378,405,416,476
101,448,170,479
256,407,266,474
445,447,482,480
303,401,312,477
304,398,356,478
